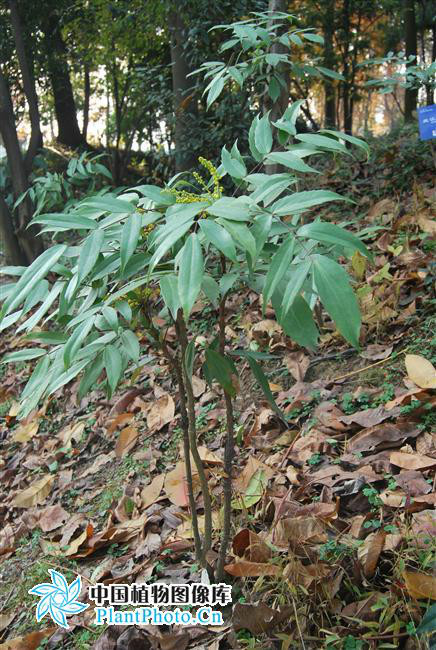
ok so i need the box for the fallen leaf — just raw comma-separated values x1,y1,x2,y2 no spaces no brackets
115,426,138,458
164,461,199,507
11,474,54,508
403,571,436,600
12,419,39,443
80,453,114,478
347,422,419,453
0,628,55,650
360,344,393,360
274,516,327,548
147,394,175,430
405,354,436,389
339,405,401,428
232,529,271,563
284,351,310,382
358,530,386,578
390,451,436,470
224,560,280,577
141,474,165,508
192,375,206,397
38,505,69,532
232,603,292,635
58,421,85,449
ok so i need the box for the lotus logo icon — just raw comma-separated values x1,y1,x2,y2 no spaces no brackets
28,569,89,628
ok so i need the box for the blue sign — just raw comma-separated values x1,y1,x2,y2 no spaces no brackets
418,104,436,141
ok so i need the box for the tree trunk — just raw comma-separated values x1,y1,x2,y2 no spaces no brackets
42,13,85,149
342,0,353,133
82,63,90,140
265,0,290,174
168,7,197,173
323,0,336,128
0,195,26,265
404,0,418,121
0,70,43,263
9,0,43,173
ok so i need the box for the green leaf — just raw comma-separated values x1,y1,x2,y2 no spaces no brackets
312,254,361,348
266,151,319,173
275,294,318,350
0,245,67,319
272,100,304,136
271,190,349,215
160,275,181,319
417,604,436,636
78,354,104,401
102,306,119,331
21,355,50,400
246,356,284,419
297,221,371,259
178,233,204,319
206,197,251,221
25,331,67,345
120,212,142,272
199,219,237,262
77,229,105,284
295,133,349,154
63,317,95,368
149,219,194,273
251,213,272,257
1,348,47,364
302,32,324,44
184,340,195,378
82,196,135,214
16,282,63,333
221,146,246,178
248,116,263,162
204,348,237,397
319,129,370,157
218,219,256,261
206,75,225,108
202,275,220,306
254,113,273,155
121,330,140,362
31,214,98,231
104,345,123,395
281,260,312,316
263,235,295,311
48,358,90,396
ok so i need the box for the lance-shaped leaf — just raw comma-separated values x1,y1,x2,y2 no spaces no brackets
254,113,273,155
320,129,370,157
263,235,295,311
120,212,142,272
219,219,256,261
312,254,361,348
199,219,237,262
0,244,66,319
297,221,371,259
281,259,312,316
266,151,318,173
178,233,204,319
271,190,349,216
121,330,140,362
77,229,105,284
2,348,47,364
104,345,123,396
246,355,285,419
204,348,237,397
160,275,181,319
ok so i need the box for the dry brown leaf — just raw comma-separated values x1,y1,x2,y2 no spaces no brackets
232,529,271,563
416,213,436,235
0,628,56,650
390,451,436,470
274,516,327,548
403,571,436,600
283,557,331,588
11,474,54,508
367,198,396,221
192,375,206,397
164,461,199,507
360,344,393,361
284,351,310,382
347,422,419,453
232,603,293,635
80,453,114,478
224,560,280,577
38,504,69,532
358,530,386,578
106,412,135,434
12,419,39,443
147,394,175,431
0,613,14,632
115,426,138,458
405,354,436,389
141,474,165,508
58,421,85,448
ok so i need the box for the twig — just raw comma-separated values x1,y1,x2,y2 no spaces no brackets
329,351,406,383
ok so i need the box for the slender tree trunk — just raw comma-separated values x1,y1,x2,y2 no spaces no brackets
342,0,353,133
9,0,42,173
82,63,90,140
404,0,418,121
0,71,43,263
323,0,336,128
168,8,197,173
0,195,26,265
42,13,85,148
264,0,291,174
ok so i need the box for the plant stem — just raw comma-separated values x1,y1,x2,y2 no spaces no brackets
146,317,203,564
176,311,213,562
216,257,235,580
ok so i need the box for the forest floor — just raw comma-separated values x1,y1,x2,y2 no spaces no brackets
0,134,435,650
